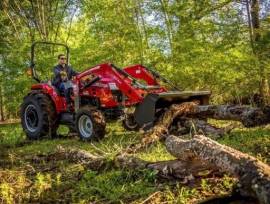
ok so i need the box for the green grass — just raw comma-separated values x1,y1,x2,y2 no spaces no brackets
0,124,25,147
72,169,156,203
218,126,270,164
0,121,269,203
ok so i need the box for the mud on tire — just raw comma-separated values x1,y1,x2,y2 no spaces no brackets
20,92,58,139
75,106,106,141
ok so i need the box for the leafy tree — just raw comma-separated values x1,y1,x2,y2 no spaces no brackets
0,0,270,120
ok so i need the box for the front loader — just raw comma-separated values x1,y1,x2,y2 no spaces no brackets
122,64,210,130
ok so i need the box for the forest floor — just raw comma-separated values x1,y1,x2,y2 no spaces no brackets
0,121,269,204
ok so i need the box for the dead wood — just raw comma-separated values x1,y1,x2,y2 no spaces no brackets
42,146,219,182
165,135,270,204
179,104,270,128
169,117,236,139
126,102,269,153
124,101,200,153
45,146,106,171
156,102,270,134
115,154,219,181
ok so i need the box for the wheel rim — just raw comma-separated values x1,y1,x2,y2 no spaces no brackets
78,115,93,138
24,104,39,132
124,114,138,129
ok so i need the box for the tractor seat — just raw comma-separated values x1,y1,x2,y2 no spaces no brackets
44,79,64,96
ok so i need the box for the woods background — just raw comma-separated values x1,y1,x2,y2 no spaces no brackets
0,0,270,120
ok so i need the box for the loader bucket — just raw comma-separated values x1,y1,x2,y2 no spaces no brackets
134,91,211,130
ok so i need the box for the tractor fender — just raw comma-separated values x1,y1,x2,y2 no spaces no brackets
31,83,66,113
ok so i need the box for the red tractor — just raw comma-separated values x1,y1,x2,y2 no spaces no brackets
21,42,210,141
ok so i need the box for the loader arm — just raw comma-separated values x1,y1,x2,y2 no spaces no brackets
124,64,180,91
76,63,144,105
123,64,159,86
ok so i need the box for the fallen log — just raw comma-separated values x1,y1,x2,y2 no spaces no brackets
139,103,270,143
125,101,270,156
184,119,235,138
116,154,219,181
174,104,270,128
42,146,107,171
130,102,270,153
125,101,243,153
159,102,270,132
165,135,270,204
170,118,236,139
140,102,200,145
124,101,200,153
43,146,218,181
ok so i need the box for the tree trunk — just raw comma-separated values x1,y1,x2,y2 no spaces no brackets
136,0,150,49
246,0,255,52
159,0,174,54
166,135,270,204
251,0,260,42
250,0,270,106
134,3,145,64
0,84,4,121
172,103,270,127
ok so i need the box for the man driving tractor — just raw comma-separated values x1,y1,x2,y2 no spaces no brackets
52,54,78,110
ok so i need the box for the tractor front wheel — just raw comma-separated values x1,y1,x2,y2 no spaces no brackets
20,93,58,139
75,106,106,141
122,114,139,131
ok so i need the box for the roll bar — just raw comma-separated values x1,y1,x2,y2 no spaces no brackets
30,41,70,82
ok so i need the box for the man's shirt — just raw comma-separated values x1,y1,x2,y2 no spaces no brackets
52,64,78,87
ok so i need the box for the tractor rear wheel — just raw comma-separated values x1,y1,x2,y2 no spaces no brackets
20,93,58,140
75,106,106,141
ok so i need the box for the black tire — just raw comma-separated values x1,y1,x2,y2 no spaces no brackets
68,126,77,133
122,114,139,131
75,106,106,141
20,92,58,140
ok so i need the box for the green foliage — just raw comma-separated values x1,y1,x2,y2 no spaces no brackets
0,1,270,119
